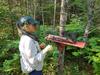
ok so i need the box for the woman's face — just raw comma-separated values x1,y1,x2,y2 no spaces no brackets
28,24,38,32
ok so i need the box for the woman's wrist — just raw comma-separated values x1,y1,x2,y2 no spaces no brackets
42,45,53,54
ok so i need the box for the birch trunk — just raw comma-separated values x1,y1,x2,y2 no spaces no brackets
53,0,57,26
33,0,37,19
58,0,67,75
84,0,95,38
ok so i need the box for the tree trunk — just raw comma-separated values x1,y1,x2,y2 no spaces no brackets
33,0,37,19
66,0,71,24
26,0,29,15
8,0,15,38
84,0,95,39
58,0,67,75
53,0,57,27
41,9,45,25
39,0,45,25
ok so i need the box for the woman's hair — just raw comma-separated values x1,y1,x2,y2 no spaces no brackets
16,23,29,37
17,27,22,37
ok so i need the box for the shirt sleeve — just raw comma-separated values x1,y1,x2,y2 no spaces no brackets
24,37,45,66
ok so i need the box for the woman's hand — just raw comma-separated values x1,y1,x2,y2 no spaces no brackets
46,45,53,51
42,45,53,54
40,43,46,49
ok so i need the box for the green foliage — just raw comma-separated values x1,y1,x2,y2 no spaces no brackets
0,0,100,75
3,54,20,73
71,0,87,13
66,16,85,34
92,62,100,75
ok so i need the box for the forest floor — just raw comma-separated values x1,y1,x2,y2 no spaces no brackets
64,53,94,75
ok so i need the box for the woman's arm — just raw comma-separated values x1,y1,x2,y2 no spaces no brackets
23,37,53,65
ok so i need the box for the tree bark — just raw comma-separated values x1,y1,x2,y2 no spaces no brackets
84,0,95,38
8,0,15,38
33,0,38,19
53,0,57,27
59,0,67,36
58,0,67,75
39,0,45,25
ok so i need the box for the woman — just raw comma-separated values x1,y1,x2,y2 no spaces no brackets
16,16,53,75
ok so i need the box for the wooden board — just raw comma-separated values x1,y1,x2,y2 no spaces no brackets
46,34,86,48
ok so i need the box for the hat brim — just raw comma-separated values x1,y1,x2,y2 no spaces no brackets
29,19,40,26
